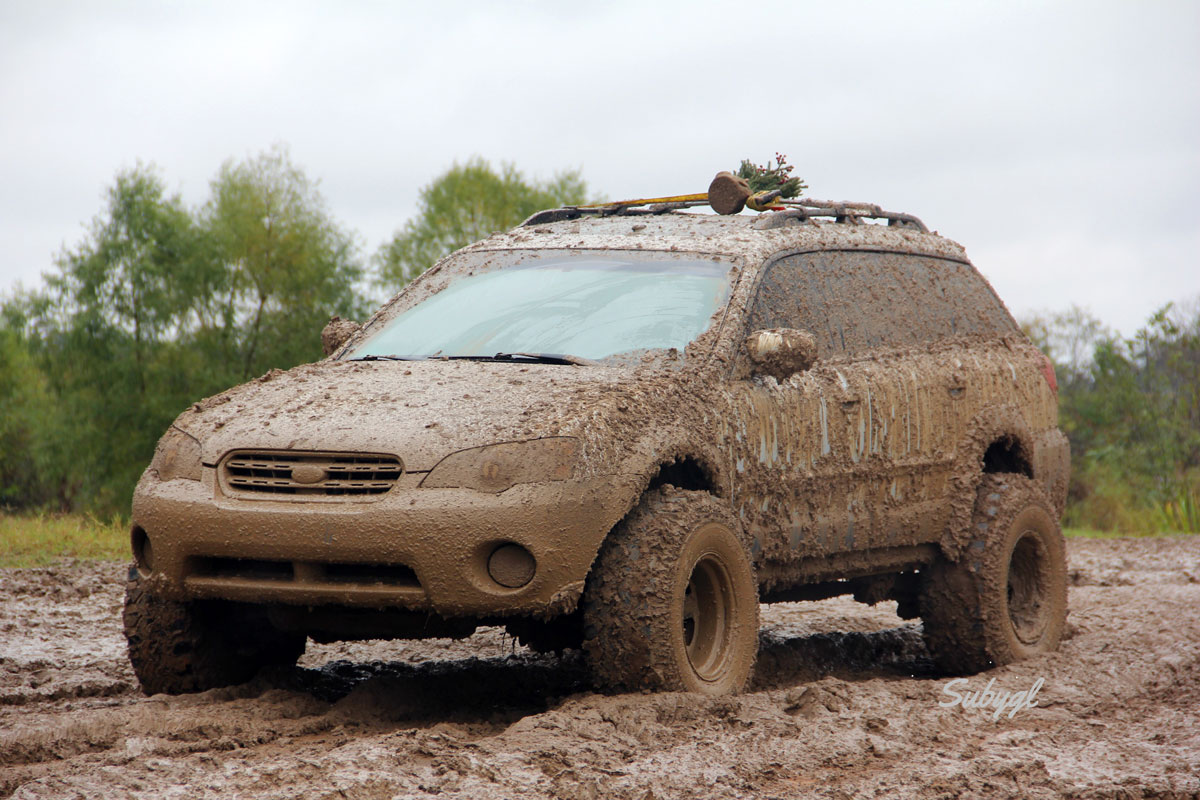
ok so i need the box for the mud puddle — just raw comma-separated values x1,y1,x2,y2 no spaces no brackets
3,537,1199,799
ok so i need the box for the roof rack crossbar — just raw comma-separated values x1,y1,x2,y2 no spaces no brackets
774,199,929,232
521,200,709,226
521,198,928,233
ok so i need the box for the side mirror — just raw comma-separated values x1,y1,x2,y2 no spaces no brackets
321,316,361,356
743,328,817,380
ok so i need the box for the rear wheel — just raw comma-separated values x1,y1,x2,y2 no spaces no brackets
123,569,306,695
920,475,1068,673
583,489,759,694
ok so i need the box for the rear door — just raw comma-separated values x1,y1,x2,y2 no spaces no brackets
728,249,1018,566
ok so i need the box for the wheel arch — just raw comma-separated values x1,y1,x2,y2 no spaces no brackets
543,452,731,620
941,404,1039,561
609,452,731,554
644,453,724,496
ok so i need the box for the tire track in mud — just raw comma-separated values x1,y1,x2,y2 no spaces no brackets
2,538,1199,799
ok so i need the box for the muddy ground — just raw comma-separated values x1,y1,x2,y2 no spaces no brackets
2,537,1198,799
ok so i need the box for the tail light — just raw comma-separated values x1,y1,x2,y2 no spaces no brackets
1039,354,1058,394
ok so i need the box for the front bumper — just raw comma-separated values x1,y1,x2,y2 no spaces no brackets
132,470,637,618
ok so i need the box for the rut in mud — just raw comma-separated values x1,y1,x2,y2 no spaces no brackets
3,536,1199,799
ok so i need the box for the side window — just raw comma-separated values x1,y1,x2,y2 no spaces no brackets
745,252,856,357
905,255,1017,341
746,251,1016,358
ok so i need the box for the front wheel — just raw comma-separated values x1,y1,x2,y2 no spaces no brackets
123,569,305,695
582,488,759,694
920,474,1068,674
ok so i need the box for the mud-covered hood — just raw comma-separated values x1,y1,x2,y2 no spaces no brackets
174,359,645,472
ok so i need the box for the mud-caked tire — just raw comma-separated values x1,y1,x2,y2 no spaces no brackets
920,474,1068,674
582,488,760,694
123,568,306,695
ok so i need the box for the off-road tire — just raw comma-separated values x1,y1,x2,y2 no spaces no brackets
123,568,306,695
582,488,759,694
920,474,1068,674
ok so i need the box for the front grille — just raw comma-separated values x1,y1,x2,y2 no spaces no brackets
188,557,418,588
323,563,419,587
191,557,294,581
222,451,402,497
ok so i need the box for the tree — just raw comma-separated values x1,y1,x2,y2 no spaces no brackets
1020,306,1112,392
20,166,212,510
0,325,61,508
44,167,207,385
6,148,371,514
1021,299,1200,532
376,158,591,290
3,150,590,515
203,145,368,380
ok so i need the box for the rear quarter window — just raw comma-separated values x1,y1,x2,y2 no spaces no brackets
746,251,1017,357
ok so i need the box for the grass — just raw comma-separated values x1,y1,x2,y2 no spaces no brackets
1064,526,1146,539
0,512,129,568
1064,526,1194,538
0,513,1186,569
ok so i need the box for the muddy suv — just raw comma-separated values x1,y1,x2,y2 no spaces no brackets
124,194,1070,696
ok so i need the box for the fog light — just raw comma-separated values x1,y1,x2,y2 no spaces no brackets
132,527,153,575
487,543,535,588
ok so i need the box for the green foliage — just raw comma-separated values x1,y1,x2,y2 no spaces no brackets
1158,478,1200,534
0,327,61,507
26,168,208,509
376,158,590,291
1024,299,1200,534
13,145,1187,541
1,147,368,514
203,146,368,380
1,150,592,516
735,153,806,199
1020,305,1112,390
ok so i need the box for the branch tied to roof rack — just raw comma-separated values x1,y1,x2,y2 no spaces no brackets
711,153,808,215
520,153,926,231
562,153,807,217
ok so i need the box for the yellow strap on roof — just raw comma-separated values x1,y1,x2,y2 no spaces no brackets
577,193,709,209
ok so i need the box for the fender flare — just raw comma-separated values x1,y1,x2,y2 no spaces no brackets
940,403,1036,560
540,449,728,618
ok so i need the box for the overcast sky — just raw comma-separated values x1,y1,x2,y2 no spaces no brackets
2,1,1197,335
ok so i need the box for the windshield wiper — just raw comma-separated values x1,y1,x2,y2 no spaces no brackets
350,352,599,365
449,352,599,366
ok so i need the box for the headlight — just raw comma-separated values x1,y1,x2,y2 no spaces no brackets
421,438,579,493
150,426,203,482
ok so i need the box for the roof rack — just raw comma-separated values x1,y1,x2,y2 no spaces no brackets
521,199,709,226
520,198,927,233
763,200,928,232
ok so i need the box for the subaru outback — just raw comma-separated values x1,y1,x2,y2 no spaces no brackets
124,181,1070,696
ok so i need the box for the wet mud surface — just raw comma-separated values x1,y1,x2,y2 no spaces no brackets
3,537,1198,799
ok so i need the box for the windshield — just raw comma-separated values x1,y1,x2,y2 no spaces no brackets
346,252,735,363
